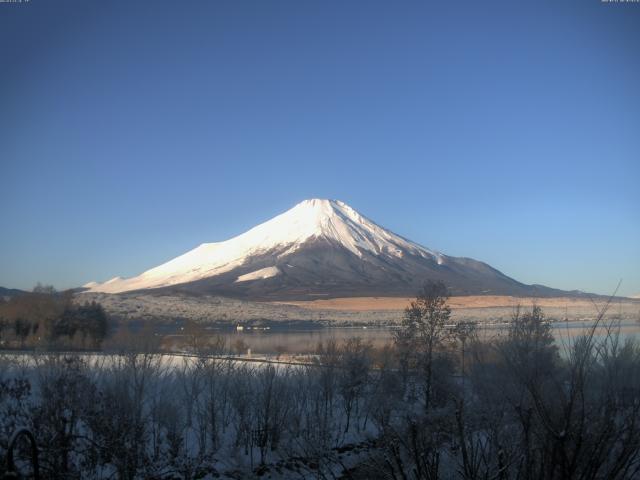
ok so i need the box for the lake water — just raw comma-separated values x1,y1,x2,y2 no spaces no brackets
166,320,640,355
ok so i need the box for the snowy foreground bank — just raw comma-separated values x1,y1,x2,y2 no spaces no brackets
1,316,640,479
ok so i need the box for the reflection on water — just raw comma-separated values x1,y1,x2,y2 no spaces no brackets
175,321,640,355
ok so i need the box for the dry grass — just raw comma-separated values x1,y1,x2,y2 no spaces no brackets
274,295,640,312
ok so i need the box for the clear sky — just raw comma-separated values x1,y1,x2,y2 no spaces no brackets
1,0,639,296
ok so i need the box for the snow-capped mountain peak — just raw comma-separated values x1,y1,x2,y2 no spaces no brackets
265,198,438,259
85,199,441,294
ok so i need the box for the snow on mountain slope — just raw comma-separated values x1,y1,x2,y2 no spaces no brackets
235,266,280,283
86,199,443,294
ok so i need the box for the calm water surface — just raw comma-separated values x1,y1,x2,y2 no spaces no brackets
180,321,640,354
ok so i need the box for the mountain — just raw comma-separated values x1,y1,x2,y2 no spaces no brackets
85,199,571,300
0,286,26,299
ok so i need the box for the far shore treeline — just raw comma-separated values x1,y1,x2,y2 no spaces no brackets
0,284,108,350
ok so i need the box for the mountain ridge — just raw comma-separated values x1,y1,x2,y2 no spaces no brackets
0,286,26,298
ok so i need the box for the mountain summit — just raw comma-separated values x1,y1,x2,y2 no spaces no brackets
85,199,564,299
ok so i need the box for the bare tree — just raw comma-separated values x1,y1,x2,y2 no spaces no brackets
451,321,478,384
337,337,372,434
394,280,452,413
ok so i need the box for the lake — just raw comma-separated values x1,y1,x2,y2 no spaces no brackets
165,320,640,355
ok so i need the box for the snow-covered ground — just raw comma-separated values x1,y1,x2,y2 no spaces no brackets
0,350,395,479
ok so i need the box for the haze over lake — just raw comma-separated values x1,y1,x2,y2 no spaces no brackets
163,320,640,355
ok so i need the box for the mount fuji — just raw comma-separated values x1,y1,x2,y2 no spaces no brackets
84,199,567,300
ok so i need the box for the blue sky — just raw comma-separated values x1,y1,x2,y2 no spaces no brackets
1,0,639,296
